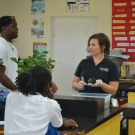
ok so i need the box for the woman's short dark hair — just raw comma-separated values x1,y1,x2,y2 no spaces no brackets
0,16,15,33
87,33,110,55
16,65,52,96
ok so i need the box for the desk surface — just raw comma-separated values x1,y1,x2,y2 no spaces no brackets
59,107,123,134
119,80,135,84
119,81,135,92
115,81,135,100
119,80,135,91
127,85,135,92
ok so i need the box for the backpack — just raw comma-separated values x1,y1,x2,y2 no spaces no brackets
0,92,10,121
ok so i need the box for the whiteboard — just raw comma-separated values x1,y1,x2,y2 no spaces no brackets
51,17,97,96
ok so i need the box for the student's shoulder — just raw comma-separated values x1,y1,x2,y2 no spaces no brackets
0,37,7,44
0,37,4,41
45,97,58,104
7,92,21,98
45,98,60,108
0,37,8,49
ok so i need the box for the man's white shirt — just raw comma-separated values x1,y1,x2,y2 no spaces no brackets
0,37,18,92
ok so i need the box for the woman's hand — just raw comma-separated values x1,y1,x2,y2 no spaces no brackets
77,77,86,90
88,79,102,87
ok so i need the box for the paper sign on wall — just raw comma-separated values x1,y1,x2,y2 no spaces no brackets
67,0,89,12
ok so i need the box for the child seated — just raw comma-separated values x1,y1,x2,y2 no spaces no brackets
4,65,78,135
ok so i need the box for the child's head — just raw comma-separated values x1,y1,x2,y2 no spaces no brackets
16,65,52,96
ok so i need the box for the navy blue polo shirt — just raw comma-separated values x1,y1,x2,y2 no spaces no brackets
74,57,119,93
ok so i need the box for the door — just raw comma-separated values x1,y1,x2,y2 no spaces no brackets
51,17,97,96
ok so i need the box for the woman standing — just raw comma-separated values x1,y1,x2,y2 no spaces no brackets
72,33,119,95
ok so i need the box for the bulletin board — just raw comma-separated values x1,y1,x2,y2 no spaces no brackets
112,0,135,61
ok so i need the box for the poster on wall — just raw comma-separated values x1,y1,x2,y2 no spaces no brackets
31,18,44,40
67,0,89,12
112,0,135,61
33,42,47,57
31,0,45,14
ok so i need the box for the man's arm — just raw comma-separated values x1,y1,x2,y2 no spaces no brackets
0,65,17,90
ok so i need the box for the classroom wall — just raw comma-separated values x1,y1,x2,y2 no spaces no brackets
0,0,112,58
0,0,120,95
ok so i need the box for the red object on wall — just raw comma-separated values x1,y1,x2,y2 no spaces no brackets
112,0,135,61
